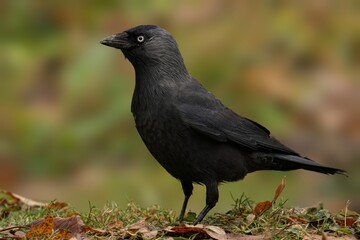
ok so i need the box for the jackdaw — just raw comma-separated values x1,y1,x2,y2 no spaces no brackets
100,25,346,225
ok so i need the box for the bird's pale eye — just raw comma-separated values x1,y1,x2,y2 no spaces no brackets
137,35,145,43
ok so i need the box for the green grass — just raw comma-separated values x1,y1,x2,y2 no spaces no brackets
0,191,358,239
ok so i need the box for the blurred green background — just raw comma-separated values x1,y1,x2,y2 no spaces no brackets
1,1,359,215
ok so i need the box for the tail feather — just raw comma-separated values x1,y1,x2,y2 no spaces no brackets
250,153,347,176
273,154,347,176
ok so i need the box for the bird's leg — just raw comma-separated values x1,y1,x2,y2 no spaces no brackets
193,181,218,225
178,181,193,223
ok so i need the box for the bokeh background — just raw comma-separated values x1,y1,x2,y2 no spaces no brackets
1,1,359,215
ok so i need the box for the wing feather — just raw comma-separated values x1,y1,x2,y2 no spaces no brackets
176,96,297,155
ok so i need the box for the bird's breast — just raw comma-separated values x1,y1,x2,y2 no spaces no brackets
133,107,185,153
133,106,194,177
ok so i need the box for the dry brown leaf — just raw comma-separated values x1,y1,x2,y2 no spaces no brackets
165,224,268,240
124,218,158,239
0,198,13,207
165,224,227,240
52,228,73,240
26,215,54,239
335,217,357,227
82,225,108,236
253,201,272,217
165,224,208,238
14,230,26,238
26,214,90,239
287,215,308,224
166,224,204,234
107,220,124,230
126,218,147,234
203,225,227,240
53,215,83,235
47,201,68,211
2,190,46,208
303,234,357,240
272,176,286,204
246,213,256,224
139,227,158,239
253,177,286,217
226,234,268,240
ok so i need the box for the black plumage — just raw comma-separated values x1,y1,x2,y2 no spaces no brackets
100,25,346,225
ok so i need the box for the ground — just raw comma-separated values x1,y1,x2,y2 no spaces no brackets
0,183,358,239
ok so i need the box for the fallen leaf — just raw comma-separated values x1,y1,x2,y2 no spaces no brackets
272,176,286,203
253,201,272,217
82,225,108,235
246,213,256,223
167,224,203,233
54,215,85,238
203,225,227,240
2,190,46,208
253,177,286,217
107,220,124,230
164,224,208,238
303,234,357,240
125,218,158,239
52,229,73,240
226,233,268,240
47,201,68,211
139,228,158,239
165,224,227,240
335,217,356,227
126,218,147,234
26,214,90,239
165,224,268,240
0,198,13,207
26,215,54,239
287,215,308,224
0,226,29,239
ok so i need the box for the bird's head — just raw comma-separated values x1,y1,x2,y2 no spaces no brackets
101,25,185,70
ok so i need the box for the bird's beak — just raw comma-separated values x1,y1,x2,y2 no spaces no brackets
100,31,130,50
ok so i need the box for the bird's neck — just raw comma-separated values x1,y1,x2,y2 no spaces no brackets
131,61,190,114
134,57,190,91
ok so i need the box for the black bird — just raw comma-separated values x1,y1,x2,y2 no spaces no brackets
100,25,346,225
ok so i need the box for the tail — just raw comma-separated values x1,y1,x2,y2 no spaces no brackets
250,153,347,176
